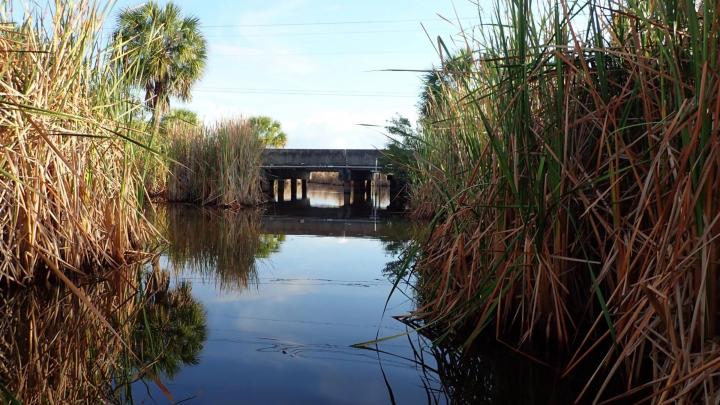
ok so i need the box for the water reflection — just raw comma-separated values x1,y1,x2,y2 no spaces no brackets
134,196,439,404
131,270,207,380
163,207,284,291
377,320,581,405
146,193,576,404
1,186,569,404
275,182,391,209
0,266,206,404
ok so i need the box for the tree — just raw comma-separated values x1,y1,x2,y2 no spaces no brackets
249,116,287,148
113,2,207,135
161,108,200,132
419,49,474,120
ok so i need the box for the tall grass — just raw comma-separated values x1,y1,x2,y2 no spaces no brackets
0,1,156,285
392,0,720,402
166,118,264,206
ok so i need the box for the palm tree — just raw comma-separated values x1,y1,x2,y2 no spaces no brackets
419,49,474,120
113,2,207,135
248,116,288,148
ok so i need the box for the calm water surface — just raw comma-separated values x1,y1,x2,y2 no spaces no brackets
130,184,573,404
133,185,438,404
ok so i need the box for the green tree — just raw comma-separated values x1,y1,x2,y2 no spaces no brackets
419,49,474,120
161,108,200,132
113,2,207,135
249,116,287,148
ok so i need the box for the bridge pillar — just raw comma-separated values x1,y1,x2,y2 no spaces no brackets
277,179,285,201
388,174,408,211
340,169,352,195
290,177,298,201
351,170,372,201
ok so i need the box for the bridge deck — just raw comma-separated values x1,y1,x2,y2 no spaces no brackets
261,149,385,171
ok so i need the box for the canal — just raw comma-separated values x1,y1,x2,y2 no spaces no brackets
132,184,439,403
127,183,574,404
0,183,575,404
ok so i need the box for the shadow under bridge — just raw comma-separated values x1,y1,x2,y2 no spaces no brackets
260,149,404,202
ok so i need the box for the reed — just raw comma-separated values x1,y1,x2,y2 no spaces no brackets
392,0,720,402
166,118,264,207
0,1,156,286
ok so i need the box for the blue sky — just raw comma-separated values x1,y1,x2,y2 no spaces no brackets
105,0,483,149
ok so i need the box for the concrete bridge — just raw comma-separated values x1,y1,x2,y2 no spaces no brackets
261,149,404,202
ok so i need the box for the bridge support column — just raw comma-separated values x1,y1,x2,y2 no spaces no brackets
290,177,298,201
388,175,408,211
340,169,352,195
277,179,285,201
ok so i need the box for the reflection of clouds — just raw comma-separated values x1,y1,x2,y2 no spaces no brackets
207,279,316,304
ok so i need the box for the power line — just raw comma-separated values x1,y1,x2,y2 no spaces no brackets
203,29,427,38
193,88,416,98
200,17,477,29
212,50,429,56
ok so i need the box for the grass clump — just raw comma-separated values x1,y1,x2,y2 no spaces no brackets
166,118,264,207
390,0,720,402
0,1,156,286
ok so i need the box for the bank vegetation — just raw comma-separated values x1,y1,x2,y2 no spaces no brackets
388,0,720,402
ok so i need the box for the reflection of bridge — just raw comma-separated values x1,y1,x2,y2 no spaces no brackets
261,149,405,202
262,198,406,238
261,217,400,238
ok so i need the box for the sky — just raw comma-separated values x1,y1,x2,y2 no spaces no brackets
104,1,484,149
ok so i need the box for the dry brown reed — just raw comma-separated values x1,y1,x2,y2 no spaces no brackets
0,1,155,286
166,118,264,207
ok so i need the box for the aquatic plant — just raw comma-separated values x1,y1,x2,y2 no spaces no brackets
166,118,265,206
0,1,156,285
390,0,720,402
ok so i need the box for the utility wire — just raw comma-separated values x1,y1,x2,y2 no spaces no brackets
202,29,428,38
194,88,416,98
212,50,428,56
200,17,477,28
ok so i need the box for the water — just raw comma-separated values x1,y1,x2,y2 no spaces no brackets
0,184,576,404
132,184,440,404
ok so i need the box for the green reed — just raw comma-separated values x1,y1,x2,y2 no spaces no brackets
392,0,720,402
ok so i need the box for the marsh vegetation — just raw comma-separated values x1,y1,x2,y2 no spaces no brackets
387,0,720,402
4,0,719,402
